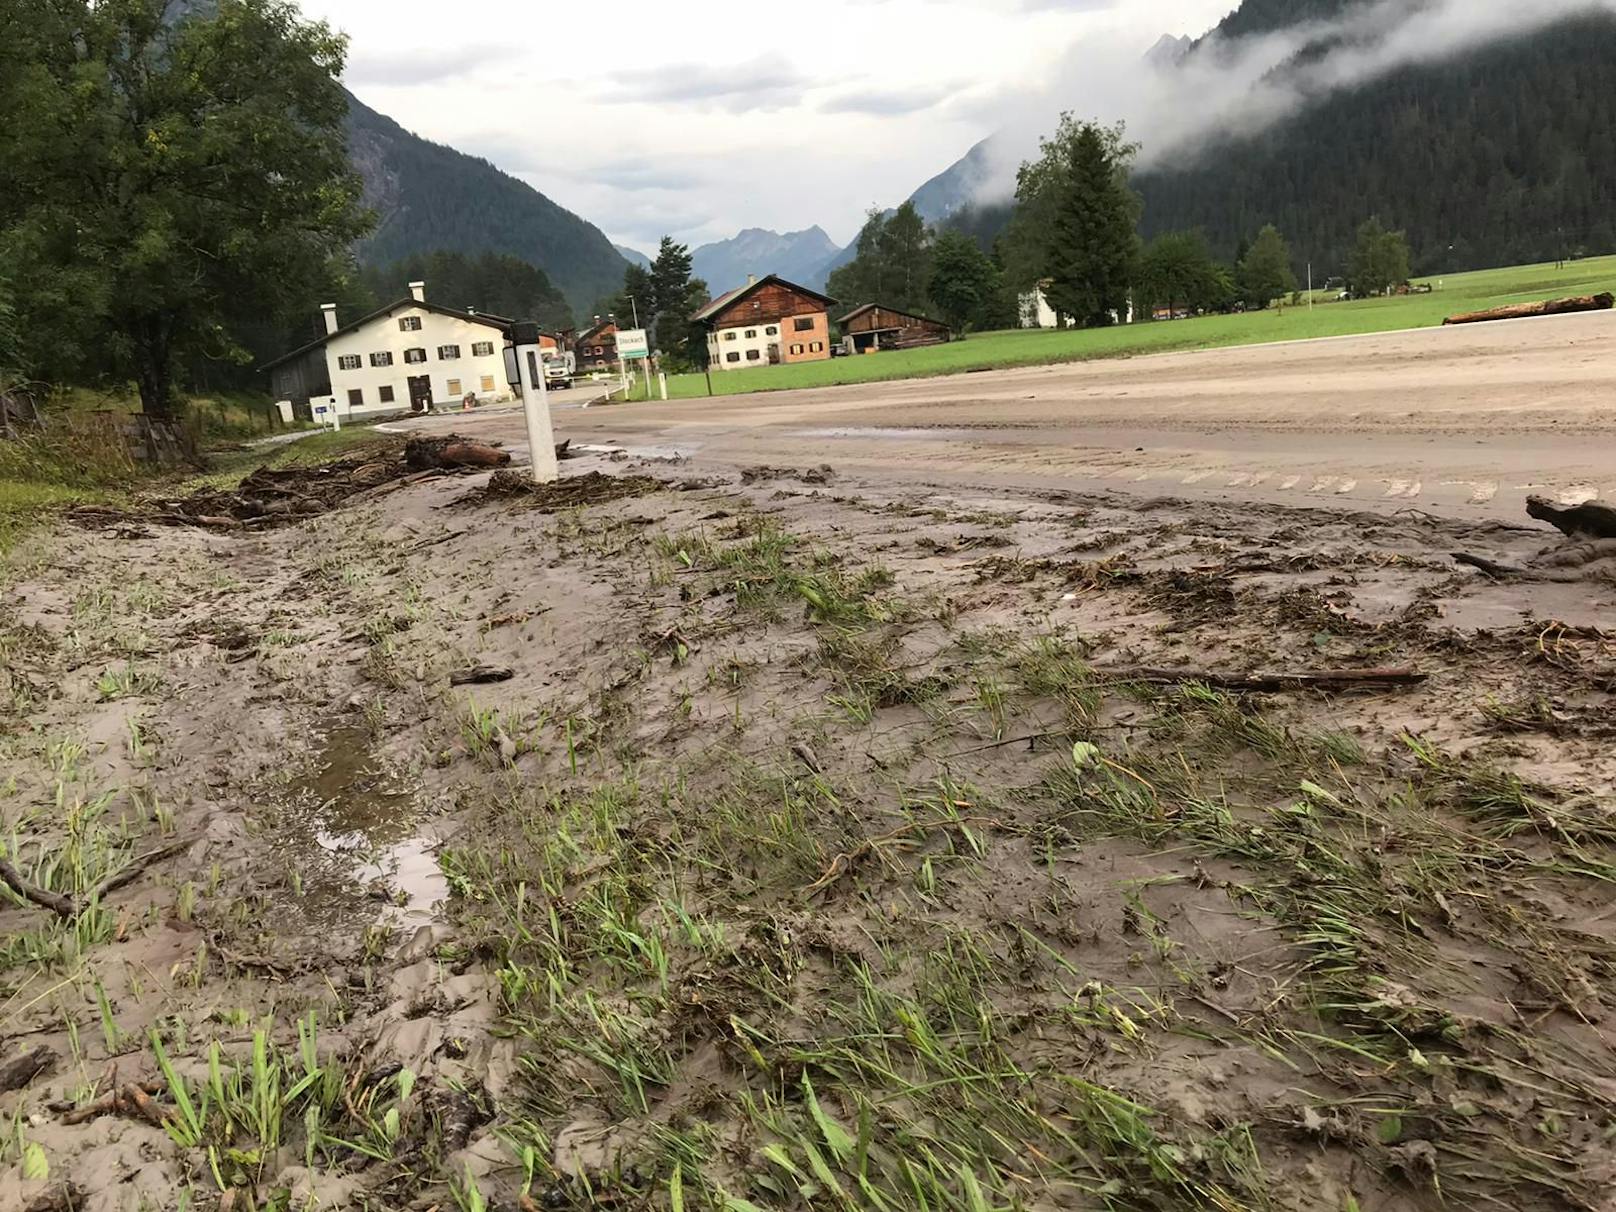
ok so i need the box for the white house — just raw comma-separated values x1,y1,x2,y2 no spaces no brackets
265,281,516,420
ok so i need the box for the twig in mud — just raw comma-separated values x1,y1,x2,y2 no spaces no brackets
1,838,195,920
806,817,1002,894
0,858,77,917
1094,666,1427,693
61,1081,167,1126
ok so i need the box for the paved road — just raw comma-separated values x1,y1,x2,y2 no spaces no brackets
400,310,1616,519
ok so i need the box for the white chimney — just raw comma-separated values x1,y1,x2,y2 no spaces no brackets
320,303,338,335
746,274,756,286
409,281,426,303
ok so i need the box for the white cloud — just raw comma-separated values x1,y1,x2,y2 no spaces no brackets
295,0,1246,247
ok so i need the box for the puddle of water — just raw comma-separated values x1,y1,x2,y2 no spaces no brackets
282,726,448,925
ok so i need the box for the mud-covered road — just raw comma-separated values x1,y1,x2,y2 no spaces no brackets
411,310,1616,519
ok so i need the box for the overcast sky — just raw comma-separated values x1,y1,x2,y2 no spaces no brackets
296,0,1235,253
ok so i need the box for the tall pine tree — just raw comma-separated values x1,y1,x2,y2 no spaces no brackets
1046,121,1139,329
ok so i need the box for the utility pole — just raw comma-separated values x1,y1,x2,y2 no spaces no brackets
1307,262,1313,312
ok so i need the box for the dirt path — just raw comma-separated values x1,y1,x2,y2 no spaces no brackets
5,431,1616,1211
437,310,1616,520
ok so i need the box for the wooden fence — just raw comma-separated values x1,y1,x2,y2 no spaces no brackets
0,390,199,466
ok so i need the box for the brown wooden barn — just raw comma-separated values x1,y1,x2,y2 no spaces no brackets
696,275,837,370
837,304,951,353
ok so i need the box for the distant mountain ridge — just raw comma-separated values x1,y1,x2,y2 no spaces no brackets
345,91,628,317
690,227,842,295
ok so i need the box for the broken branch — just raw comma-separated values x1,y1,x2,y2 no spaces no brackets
1092,667,1427,692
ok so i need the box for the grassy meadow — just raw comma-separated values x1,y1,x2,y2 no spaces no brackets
628,254,1616,402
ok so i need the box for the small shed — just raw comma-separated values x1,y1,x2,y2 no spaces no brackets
837,305,951,353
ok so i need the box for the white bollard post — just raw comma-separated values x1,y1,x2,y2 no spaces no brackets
510,322,558,483
658,372,668,401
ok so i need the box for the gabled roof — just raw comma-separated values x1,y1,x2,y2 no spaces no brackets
262,298,513,370
694,274,837,325
576,318,617,342
836,302,945,327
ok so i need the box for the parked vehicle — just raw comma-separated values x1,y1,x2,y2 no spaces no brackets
542,348,575,390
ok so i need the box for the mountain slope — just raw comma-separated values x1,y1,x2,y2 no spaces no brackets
690,227,841,294
1135,11,1616,272
345,92,627,314
614,245,652,269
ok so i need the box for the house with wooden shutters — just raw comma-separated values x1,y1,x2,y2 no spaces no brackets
264,281,514,420
696,275,837,371
574,318,618,371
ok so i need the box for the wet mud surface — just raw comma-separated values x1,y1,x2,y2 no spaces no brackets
5,441,1616,1211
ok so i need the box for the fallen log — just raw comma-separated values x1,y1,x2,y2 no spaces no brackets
0,838,193,920
1526,495,1616,540
0,858,77,917
1443,292,1613,326
404,433,510,471
1094,667,1427,692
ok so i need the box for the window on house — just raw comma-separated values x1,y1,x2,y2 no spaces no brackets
472,341,494,357
347,388,363,406
480,375,495,392
438,344,461,360
744,329,757,339
594,346,605,356
745,349,760,361
790,344,803,355
810,341,824,352
765,326,778,336
379,385,395,403
722,331,737,341
370,352,393,367
794,317,814,332
399,316,422,332
446,378,462,396
337,354,361,370
726,352,740,363
404,348,427,364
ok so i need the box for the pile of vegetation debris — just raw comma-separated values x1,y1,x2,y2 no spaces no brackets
65,433,517,529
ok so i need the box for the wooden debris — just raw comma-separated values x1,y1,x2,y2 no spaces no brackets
0,1045,55,1092
1443,292,1613,326
449,665,515,686
1527,495,1616,540
404,433,509,471
0,858,77,917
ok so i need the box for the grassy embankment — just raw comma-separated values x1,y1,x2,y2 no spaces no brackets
0,388,382,552
628,254,1616,402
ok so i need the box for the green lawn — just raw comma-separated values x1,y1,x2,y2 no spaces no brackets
629,255,1616,402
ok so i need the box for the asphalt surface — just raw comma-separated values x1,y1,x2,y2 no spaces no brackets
394,310,1616,521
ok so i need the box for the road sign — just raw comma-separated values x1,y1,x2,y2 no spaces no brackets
616,328,649,360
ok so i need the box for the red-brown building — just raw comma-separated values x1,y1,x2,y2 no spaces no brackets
837,304,952,354
575,319,617,371
696,275,837,370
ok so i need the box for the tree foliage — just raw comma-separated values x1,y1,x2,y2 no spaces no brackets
1237,225,1296,308
1007,116,1140,328
358,251,572,330
609,238,708,370
1347,218,1411,297
928,230,1001,332
1136,232,1235,317
0,0,371,415
827,203,935,315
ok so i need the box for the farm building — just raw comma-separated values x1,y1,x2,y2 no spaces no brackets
697,275,837,370
575,319,618,371
264,281,514,421
837,304,951,353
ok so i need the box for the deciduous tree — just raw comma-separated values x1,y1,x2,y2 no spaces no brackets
1237,225,1296,309
1137,232,1235,317
1348,217,1411,297
0,0,372,416
928,230,999,333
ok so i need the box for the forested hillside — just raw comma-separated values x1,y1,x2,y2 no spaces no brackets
346,92,626,314
357,251,573,331
1135,13,1616,273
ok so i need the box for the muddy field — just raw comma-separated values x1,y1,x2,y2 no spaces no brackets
5,443,1616,1212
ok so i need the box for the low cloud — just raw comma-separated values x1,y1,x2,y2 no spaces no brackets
597,53,813,113
967,0,1616,206
345,44,519,86
818,83,959,116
